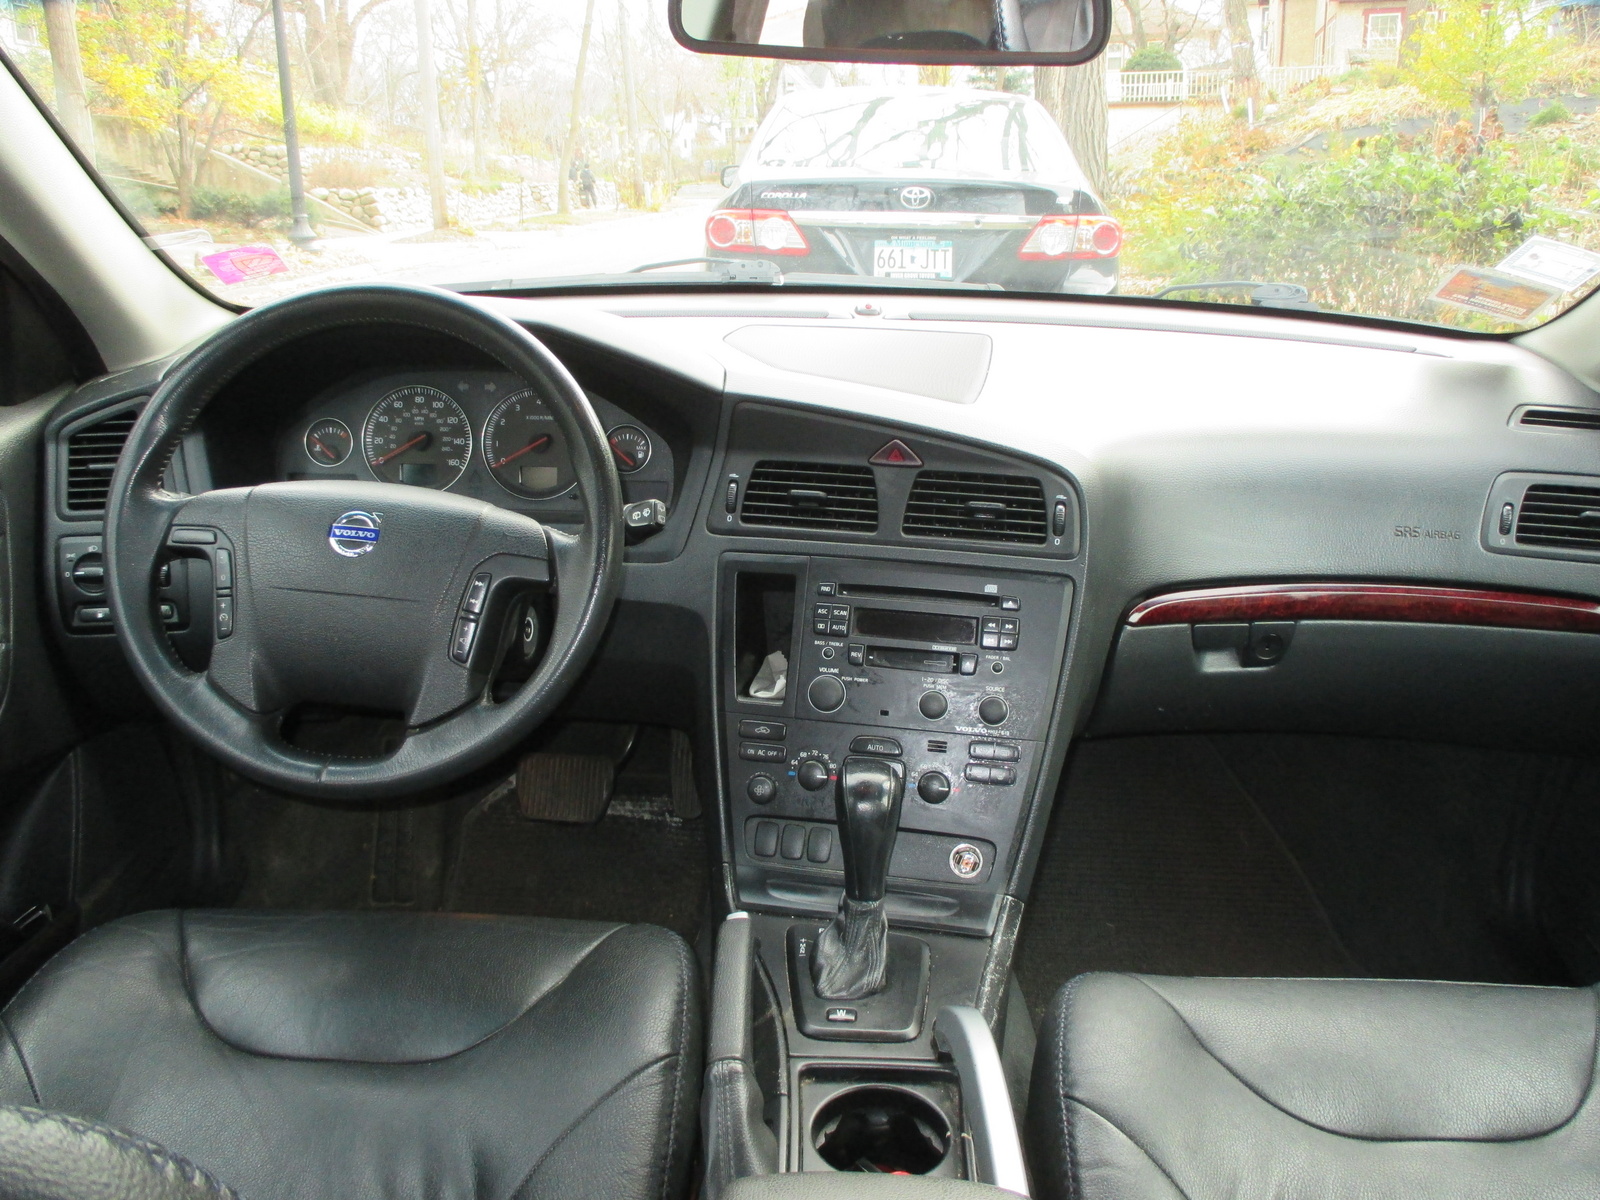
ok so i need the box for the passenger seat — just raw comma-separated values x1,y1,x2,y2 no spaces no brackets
1027,972,1600,1199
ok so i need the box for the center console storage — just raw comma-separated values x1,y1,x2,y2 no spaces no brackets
720,554,1073,935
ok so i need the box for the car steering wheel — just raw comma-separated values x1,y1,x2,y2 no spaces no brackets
105,284,623,799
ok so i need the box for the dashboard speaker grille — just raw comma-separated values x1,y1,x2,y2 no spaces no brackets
1519,408,1600,431
741,460,879,532
1515,483,1600,549
902,470,1048,544
65,406,141,513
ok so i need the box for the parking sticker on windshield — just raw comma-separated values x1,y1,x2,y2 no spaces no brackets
1430,266,1560,325
201,245,289,285
1494,236,1600,294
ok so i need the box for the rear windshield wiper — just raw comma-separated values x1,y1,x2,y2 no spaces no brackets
1152,281,1318,311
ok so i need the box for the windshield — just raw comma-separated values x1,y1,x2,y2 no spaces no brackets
3,0,1599,330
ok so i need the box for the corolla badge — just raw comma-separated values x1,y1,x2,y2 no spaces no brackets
899,186,933,210
328,511,382,558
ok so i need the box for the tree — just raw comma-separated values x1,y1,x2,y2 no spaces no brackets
556,0,597,215
1124,45,1182,70
40,0,96,157
1222,0,1257,92
1404,0,1549,131
76,0,278,216
413,0,448,227
297,0,401,107
1036,62,1108,195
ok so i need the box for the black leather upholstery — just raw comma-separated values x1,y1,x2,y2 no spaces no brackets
1028,972,1600,1200
0,1105,239,1200
0,910,701,1200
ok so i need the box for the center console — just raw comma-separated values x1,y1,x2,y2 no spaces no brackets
721,554,1074,937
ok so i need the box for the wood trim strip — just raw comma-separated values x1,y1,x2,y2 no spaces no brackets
1124,582,1600,634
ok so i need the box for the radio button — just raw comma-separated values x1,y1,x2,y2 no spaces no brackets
817,582,836,595
847,644,865,666
999,596,1020,611
981,632,1000,649
978,696,1010,726
918,691,949,720
998,633,1018,650
959,654,978,675
809,675,846,712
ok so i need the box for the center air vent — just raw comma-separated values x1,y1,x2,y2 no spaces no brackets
65,406,141,513
1518,407,1600,431
902,470,1047,544
1514,483,1600,550
741,461,879,532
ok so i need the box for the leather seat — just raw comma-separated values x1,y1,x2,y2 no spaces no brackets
1027,972,1600,1200
0,909,702,1200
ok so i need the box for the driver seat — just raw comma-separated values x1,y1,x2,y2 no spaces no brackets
0,909,701,1200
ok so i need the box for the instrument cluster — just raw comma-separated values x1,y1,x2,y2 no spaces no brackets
276,369,673,515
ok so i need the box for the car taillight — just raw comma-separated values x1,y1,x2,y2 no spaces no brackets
1018,215,1122,260
705,208,809,256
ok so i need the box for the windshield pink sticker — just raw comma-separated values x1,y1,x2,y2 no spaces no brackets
201,245,288,285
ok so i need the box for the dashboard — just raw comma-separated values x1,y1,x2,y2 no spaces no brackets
271,368,675,518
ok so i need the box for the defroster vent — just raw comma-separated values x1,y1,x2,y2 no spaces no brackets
1515,483,1600,550
1519,408,1600,431
902,470,1047,544
740,460,879,532
65,406,141,513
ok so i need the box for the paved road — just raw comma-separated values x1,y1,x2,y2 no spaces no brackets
221,189,720,305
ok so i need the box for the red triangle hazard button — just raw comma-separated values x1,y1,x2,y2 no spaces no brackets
870,439,922,467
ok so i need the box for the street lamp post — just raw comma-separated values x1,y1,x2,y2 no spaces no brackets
270,0,318,247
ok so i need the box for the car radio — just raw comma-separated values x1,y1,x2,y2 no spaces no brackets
720,553,1074,934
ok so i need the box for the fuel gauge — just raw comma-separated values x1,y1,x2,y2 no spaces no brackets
606,424,652,474
304,418,353,467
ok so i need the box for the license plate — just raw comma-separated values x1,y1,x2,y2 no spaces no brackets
873,238,954,280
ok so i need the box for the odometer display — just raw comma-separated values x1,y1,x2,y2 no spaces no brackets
483,390,575,499
363,386,471,489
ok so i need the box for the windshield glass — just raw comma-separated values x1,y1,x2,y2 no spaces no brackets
3,0,1598,330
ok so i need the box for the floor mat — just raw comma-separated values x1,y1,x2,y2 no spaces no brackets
1014,736,1362,1023
1014,733,1569,1024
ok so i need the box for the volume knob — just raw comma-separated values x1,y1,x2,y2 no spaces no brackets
808,675,846,713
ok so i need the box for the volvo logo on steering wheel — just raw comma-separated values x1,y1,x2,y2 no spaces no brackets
328,510,382,557
899,186,933,210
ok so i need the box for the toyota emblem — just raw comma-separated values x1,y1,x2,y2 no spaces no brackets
899,186,933,210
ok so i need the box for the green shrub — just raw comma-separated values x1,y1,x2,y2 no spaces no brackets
1124,46,1183,72
189,187,290,227
1528,100,1573,127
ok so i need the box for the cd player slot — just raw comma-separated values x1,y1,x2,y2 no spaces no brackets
837,582,1001,607
865,646,961,673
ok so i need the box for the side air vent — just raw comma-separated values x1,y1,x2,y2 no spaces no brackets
1518,407,1600,431
902,470,1048,544
740,460,878,532
1514,483,1600,550
64,406,141,513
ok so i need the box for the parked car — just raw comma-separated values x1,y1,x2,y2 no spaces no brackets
707,86,1121,293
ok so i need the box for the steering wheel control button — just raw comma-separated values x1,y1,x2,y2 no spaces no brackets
214,549,234,592
796,759,832,791
950,844,984,880
739,719,786,740
463,573,490,615
450,616,479,664
978,695,1010,726
917,771,952,804
740,742,786,763
918,691,948,720
850,736,902,757
809,675,846,713
170,527,217,545
746,774,777,804
753,821,780,857
214,596,234,639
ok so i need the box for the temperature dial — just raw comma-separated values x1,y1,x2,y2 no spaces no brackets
303,418,352,467
796,759,832,791
606,424,652,474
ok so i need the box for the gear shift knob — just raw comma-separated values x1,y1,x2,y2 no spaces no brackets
836,756,905,903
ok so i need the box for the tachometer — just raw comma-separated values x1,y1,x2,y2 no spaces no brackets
483,390,575,499
362,386,471,489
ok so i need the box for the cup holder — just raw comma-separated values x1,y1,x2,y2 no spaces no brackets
810,1085,952,1174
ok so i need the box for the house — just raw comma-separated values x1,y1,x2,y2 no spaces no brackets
1259,0,1426,69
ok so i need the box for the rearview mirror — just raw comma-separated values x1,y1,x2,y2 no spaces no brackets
671,0,1109,64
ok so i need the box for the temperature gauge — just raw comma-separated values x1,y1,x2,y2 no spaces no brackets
606,424,652,474
304,418,352,467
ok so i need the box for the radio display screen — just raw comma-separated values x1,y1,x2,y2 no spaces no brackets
852,607,977,646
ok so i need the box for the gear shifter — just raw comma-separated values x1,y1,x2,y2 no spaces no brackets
811,756,904,1000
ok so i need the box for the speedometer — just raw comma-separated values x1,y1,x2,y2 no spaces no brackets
363,386,472,489
483,390,575,499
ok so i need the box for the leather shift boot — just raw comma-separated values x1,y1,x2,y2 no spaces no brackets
810,896,888,1000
